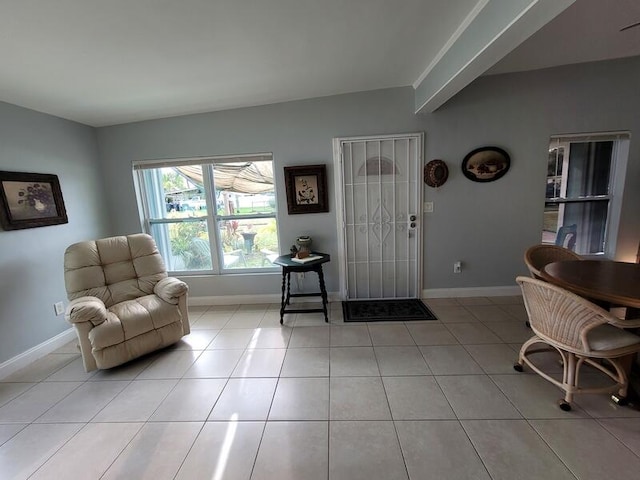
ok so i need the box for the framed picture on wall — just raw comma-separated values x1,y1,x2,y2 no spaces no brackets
283,164,329,214
461,146,510,183
0,170,68,230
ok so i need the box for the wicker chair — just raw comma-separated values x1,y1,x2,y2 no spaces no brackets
523,244,582,280
515,276,640,410
521,244,582,327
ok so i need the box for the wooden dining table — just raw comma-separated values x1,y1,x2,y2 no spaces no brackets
540,260,640,310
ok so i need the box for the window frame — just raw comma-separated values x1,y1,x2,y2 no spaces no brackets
133,153,280,275
544,132,630,258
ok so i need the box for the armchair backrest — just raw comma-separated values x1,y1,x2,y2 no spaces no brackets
64,234,168,307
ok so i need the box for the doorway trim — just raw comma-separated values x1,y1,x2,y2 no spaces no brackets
332,132,424,301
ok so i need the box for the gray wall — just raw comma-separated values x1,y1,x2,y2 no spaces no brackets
423,56,640,287
97,55,640,297
96,87,422,297
0,102,110,364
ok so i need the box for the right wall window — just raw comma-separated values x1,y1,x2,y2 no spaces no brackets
544,132,630,255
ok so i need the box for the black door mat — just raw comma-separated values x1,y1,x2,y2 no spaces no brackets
342,299,437,322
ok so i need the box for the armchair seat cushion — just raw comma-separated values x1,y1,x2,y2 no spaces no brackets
587,324,640,352
89,295,182,350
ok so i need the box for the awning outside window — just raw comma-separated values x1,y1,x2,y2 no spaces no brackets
176,162,274,194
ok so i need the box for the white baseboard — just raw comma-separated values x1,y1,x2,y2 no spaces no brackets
189,286,521,305
188,293,278,306
422,285,521,298
0,328,76,381
189,291,342,306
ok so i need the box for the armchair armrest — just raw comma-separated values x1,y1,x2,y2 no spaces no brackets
65,296,107,326
154,277,188,304
607,316,640,329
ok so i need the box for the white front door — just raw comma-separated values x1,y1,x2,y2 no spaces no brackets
334,133,423,300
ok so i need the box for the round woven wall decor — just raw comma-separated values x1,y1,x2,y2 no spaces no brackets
424,160,449,188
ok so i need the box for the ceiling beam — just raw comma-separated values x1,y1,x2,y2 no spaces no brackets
414,0,575,114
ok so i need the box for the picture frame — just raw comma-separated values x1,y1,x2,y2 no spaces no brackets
283,164,329,214
0,170,68,230
461,146,510,183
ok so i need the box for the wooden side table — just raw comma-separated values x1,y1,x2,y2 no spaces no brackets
272,252,330,324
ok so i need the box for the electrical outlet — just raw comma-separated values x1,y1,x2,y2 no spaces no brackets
453,261,462,274
54,301,65,316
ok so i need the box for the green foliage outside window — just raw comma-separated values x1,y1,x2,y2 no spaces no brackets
168,221,211,270
254,219,278,252
166,219,279,270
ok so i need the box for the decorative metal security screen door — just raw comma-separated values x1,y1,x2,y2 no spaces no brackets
335,133,423,300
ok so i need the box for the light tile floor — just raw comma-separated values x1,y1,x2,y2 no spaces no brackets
1,297,640,479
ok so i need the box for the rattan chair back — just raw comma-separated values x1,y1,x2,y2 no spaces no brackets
517,276,617,353
524,244,582,279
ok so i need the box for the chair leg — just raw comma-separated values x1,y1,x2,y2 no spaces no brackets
558,400,572,411
612,394,629,406
514,336,538,371
562,352,578,407
607,357,630,404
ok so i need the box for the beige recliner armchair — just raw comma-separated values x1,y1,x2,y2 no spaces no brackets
64,233,189,372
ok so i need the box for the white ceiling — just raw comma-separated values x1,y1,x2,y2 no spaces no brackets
488,0,640,75
0,0,638,127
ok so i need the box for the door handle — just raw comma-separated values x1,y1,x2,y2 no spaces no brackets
408,213,417,231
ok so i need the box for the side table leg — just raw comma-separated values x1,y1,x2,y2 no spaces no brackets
280,270,287,324
317,266,329,323
286,271,291,305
